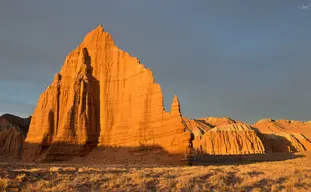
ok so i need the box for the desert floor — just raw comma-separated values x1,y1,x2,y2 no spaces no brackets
0,153,311,192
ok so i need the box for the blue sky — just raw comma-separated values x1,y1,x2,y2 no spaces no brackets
1,1,311,123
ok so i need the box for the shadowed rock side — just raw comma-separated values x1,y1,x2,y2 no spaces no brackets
23,25,191,164
0,114,31,135
193,123,265,155
0,114,31,156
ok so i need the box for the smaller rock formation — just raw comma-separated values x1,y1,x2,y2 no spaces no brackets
0,114,31,157
194,123,265,155
254,119,311,152
184,116,311,155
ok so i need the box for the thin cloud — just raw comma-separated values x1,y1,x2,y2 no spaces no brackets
297,3,311,10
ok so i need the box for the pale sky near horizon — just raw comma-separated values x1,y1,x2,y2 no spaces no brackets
1,1,311,123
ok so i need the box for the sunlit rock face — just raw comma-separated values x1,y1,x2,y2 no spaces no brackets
23,25,191,163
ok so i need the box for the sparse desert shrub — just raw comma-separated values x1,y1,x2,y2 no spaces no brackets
16,173,26,182
0,178,9,189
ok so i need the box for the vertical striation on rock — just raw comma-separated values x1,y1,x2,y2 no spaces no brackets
193,123,265,155
24,47,100,161
24,25,191,163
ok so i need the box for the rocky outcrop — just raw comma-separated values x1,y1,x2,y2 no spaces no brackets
254,119,311,152
0,114,31,156
183,116,311,155
23,25,191,163
193,123,265,155
184,117,265,155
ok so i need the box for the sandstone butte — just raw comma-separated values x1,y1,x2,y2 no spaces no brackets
23,25,191,164
5,25,310,164
0,114,31,157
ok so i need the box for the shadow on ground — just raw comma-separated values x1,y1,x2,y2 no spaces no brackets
1,140,305,167
192,152,305,166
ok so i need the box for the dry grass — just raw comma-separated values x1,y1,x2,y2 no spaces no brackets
0,153,311,191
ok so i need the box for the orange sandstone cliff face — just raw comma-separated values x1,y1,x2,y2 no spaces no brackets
23,26,191,163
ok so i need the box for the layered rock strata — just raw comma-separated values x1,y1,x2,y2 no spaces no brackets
193,123,265,155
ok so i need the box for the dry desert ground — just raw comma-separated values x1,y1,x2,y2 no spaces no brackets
0,152,311,192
